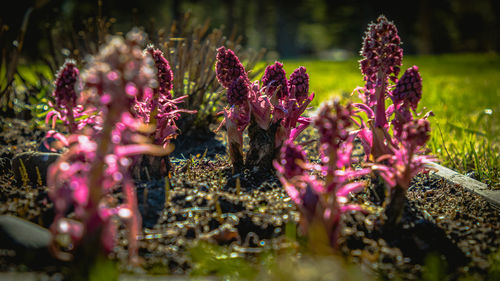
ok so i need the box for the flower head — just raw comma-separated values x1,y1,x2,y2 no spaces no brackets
360,15,403,91
392,66,422,110
53,60,80,110
262,61,288,99
391,106,413,141
314,101,352,152
216,47,247,89
402,118,430,148
146,46,173,99
275,140,308,179
82,30,154,113
227,75,250,106
288,66,309,102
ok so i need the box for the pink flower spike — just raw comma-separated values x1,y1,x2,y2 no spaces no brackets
288,66,309,102
262,61,288,99
216,46,247,89
277,140,308,178
227,76,250,106
392,66,422,110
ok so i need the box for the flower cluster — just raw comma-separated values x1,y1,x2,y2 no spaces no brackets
48,30,171,263
352,16,434,227
215,47,315,173
275,101,369,247
216,46,248,89
134,46,195,149
288,66,309,102
262,61,288,99
392,65,422,110
360,15,402,95
147,46,174,99
228,76,250,106
357,15,403,131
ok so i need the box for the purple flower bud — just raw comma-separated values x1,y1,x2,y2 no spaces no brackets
359,15,403,90
227,75,250,106
216,47,247,89
402,119,430,147
314,101,352,150
146,46,173,99
262,61,288,99
53,60,79,110
392,66,422,110
278,141,308,179
288,66,309,102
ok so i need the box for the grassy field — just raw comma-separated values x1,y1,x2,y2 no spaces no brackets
279,53,500,187
9,53,499,187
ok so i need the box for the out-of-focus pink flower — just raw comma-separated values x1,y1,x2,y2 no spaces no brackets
48,30,170,264
275,140,308,179
391,106,413,141
274,101,369,248
314,100,352,164
402,118,431,149
391,66,422,110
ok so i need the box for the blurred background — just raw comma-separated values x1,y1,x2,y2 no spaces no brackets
2,0,499,62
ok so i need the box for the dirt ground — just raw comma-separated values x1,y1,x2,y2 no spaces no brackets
0,116,499,280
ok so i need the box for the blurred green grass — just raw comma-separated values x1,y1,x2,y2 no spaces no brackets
15,54,499,187
276,53,499,187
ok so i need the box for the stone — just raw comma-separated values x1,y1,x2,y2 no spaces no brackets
427,162,500,210
0,215,55,267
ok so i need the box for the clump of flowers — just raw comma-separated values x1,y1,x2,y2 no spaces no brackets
215,47,314,173
373,119,434,228
274,100,369,248
352,15,434,227
215,47,251,172
47,60,80,133
47,30,171,265
131,46,196,179
44,60,97,151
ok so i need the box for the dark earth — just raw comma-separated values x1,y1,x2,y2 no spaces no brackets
0,116,499,280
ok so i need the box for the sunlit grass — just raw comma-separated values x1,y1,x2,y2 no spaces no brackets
276,53,499,187
16,54,500,187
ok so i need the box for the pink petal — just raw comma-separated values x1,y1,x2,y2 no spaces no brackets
337,182,365,198
340,204,364,213
115,144,173,157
